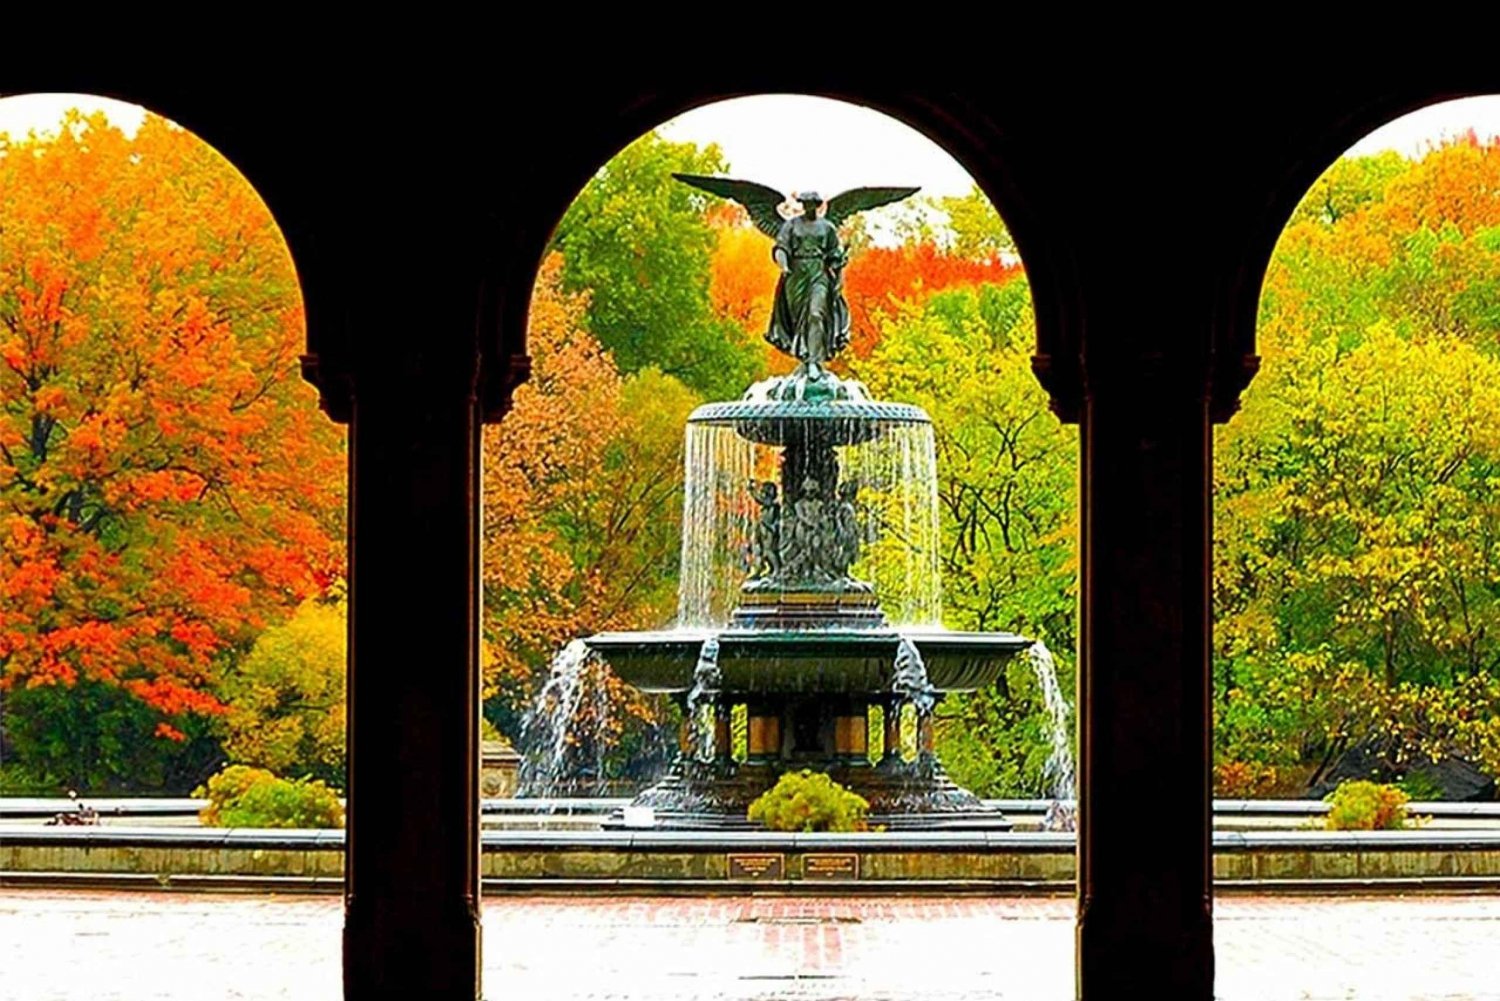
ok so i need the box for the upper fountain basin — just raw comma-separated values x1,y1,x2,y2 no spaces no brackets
584,627,1033,696
689,398,930,447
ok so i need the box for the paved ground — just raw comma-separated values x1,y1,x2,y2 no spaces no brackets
2,889,1497,1000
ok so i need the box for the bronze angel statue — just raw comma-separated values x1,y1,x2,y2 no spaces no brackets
675,174,919,379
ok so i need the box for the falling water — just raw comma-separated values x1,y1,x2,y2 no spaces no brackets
677,416,942,628
1026,640,1076,829
845,424,942,626
518,639,627,798
677,424,754,626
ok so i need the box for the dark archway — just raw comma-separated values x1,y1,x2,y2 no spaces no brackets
1218,95,1500,798
6,66,1495,1000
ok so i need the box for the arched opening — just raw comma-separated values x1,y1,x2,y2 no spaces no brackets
476,92,1081,993
0,90,347,990
1213,95,1500,997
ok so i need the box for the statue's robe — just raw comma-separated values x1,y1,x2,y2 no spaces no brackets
768,216,850,364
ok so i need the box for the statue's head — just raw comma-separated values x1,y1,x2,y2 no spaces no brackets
801,477,821,497
796,191,824,214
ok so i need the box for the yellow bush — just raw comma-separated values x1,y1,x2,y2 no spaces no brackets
1323,779,1409,831
747,769,870,832
195,764,344,829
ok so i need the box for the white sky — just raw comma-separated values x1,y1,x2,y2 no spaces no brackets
0,92,147,139
659,94,977,199
1345,95,1500,157
3,90,1500,191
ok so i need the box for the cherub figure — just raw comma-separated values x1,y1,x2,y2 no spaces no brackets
832,480,862,579
785,477,833,583
747,480,781,582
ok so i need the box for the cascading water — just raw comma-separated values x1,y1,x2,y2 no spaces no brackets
517,639,597,797
677,424,755,628
676,413,942,628
1026,640,1076,831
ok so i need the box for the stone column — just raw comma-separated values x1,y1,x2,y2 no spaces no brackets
713,701,733,764
746,701,782,764
340,358,483,998
1075,360,1214,999
882,700,902,763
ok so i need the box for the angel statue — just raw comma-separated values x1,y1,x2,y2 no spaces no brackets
675,175,919,379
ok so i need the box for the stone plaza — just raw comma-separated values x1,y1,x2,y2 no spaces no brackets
1,889,1495,1000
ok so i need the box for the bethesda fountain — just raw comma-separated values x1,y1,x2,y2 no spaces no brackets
528,174,1063,829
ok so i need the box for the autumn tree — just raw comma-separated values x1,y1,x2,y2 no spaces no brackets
707,222,780,373
483,256,693,779
1215,137,1500,793
218,594,347,787
0,110,344,791
549,132,768,399
842,244,1021,358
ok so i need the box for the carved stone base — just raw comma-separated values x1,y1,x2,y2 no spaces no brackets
607,757,1011,831
731,586,885,630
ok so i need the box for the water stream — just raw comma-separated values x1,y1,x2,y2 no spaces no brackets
1026,640,1076,830
516,640,606,798
676,419,942,628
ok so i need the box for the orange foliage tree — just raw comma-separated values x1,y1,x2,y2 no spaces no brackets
483,256,695,770
707,220,780,373
842,244,1021,358
0,111,344,762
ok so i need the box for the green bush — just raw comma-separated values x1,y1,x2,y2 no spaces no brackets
1324,779,1409,831
2,679,222,794
747,769,870,832
195,765,344,829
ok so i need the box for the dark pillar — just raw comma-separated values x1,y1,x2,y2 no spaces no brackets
1076,360,1214,999
882,700,902,763
342,358,483,998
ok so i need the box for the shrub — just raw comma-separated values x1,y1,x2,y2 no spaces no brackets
1323,779,1409,831
1214,760,1281,798
747,769,870,832
1394,769,1445,802
2,679,222,794
195,765,344,829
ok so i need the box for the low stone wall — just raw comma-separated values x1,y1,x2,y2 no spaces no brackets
8,827,1500,891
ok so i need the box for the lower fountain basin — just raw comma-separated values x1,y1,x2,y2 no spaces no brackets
584,627,1033,695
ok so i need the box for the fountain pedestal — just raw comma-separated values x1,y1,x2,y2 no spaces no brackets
587,625,1031,829
580,370,1036,830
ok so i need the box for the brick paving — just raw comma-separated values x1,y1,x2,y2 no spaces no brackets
1,889,1498,999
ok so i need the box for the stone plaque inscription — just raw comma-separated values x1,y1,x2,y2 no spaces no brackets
727,853,785,880
802,853,860,880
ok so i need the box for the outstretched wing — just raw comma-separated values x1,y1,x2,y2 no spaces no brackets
824,186,921,228
674,174,788,238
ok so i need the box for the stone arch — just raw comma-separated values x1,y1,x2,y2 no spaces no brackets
1216,88,1498,417
488,87,1081,421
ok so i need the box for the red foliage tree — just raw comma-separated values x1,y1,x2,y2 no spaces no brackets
842,244,1021,358
0,111,344,730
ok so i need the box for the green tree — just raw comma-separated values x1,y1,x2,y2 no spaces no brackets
940,185,1016,260
853,281,1077,796
549,132,766,399
1215,139,1500,792
1,678,222,793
